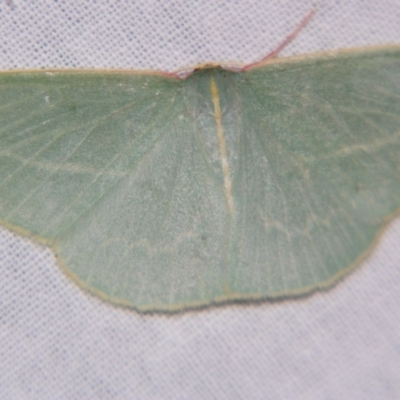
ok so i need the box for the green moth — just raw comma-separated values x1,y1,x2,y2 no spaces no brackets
0,46,399,311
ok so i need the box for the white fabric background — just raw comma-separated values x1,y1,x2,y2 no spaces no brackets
0,1,399,399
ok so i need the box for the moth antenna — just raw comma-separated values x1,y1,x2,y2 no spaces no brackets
241,9,316,71
158,70,187,80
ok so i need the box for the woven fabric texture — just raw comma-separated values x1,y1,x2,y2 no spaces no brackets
1,1,400,399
